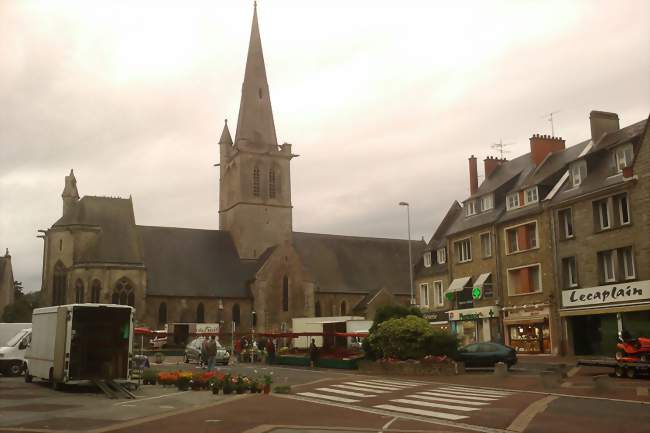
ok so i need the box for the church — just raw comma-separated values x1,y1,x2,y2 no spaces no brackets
40,5,423,333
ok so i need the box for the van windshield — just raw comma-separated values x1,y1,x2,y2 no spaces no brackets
5,330,29,347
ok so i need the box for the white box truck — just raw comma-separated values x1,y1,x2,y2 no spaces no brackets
0,327,32,376
24,304,134,390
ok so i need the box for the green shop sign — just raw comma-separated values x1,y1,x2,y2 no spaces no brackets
472,287,482,300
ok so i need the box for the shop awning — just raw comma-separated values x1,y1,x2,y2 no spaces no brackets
446,276,471,293
474,273,491,288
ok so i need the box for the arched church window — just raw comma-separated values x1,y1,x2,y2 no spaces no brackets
197,303,205,323
158,302,167,325
252,166,260,196
282,275,289,312
340,301,347,316
269,168,276,198
113,277,135,307
232,304,241,326
91,280,101,303
53,261,67,306
74,279,84,303
315,301,321,317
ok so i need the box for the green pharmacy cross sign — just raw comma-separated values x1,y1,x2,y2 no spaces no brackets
472,286,482,300
445,292,454,301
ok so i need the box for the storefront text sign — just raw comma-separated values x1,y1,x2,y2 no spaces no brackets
562,280,650,307
448,306,500,321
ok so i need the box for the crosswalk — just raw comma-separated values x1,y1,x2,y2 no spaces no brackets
297,380,514,422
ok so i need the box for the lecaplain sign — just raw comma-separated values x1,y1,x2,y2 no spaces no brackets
562,280,650,307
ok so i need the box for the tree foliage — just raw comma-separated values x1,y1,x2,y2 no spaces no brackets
2,290,42,323
367,315,433,360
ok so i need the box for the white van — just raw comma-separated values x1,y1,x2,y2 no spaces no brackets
24,304,134,388
0,328,32,376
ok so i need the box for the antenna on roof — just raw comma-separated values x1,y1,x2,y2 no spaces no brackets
491,139,513,159
542,110,560,136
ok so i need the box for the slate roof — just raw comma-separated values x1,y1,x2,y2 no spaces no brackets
293,232,425,295
138,226,262,298
415,202,462,278
468,152,533,200
53,196,144,265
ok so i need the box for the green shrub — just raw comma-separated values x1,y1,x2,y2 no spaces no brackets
273,385,291,394
423,330,459,357
368,315,432,360
369,305,423,333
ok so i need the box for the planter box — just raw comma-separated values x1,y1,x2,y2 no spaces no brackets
357,360,461,376
316,358,359,369
275,356,310,367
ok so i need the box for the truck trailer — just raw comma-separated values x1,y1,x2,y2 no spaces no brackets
24,304,134,389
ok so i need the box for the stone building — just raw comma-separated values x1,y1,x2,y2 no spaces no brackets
39,5,422,333
0,249,16,316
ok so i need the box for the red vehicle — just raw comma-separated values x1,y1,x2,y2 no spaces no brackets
616,333,650,363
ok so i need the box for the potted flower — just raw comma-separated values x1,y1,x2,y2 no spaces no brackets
176,371,192,391
222,374,234,395
210,375,223,395
263,372,273,394
235,375,248,394
142,369,158,385
157,371,178,387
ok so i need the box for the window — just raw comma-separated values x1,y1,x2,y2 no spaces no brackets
158,303,167,325
269,168,276,198
504,222,538,254
595,199,611,230
59,239,63,251
466,200,477,216
112,278,135,307
74,279,84,303
437,248,447,264
508,264,542,295
433,281,444,307
562,257,578,288
599,250,616,283
91,280,101,303
282,275,289,312
621,247,636,280
616,193,630,225
614,143,634,173
197,303,205,323
480,232,492,258
570,161,587,187
252,166,260,196
340,301,347,315
525,187,538,205
507,193,520,210
558,208,574,239
455,239,471,263
481,194,494,211
315,301,321,317
423,252,432,268
420,283,429,307
232,304,241,325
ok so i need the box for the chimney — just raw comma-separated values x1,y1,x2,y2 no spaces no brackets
590,111,619,142
484,156,505,179
468,155,478,195
529,134,566,166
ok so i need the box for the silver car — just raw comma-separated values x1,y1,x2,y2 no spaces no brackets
183,337,230,365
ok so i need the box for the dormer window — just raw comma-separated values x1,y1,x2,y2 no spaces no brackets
437,248,447,264
481,194,494,211
614,143,634,173
525,187,538,205
506,192,520,210
466,200,477,216
423,252,432,268
570,161,587,188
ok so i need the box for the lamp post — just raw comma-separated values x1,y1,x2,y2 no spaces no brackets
251,310,256,364
398,201,415,305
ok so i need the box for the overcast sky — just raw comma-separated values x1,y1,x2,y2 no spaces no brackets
0,0,648,292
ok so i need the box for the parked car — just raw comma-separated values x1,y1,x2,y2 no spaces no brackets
0,328,31,376
184,337,230,365
455,342,517,368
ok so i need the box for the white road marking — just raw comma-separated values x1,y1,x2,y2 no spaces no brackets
374,404,469,421
391,398,479,412
365,379,422,387
381,416,397,431
158,405,174,409
407,394,488,406
419,391,497,401
331,384,389,394
441,386,512,396
297,392,359,403
204,420,221,423
349,381,402,390
114,391,189,406
507,395,558,432
316,387,376,397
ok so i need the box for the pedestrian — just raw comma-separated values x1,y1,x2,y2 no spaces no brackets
206,336,218,372
200,337,209,369
266,338,276,364
234,337,242,362
309,338,318,368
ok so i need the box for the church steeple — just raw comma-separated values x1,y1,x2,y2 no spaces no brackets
219,119,233,145
62,169,79,216
234,2,278,151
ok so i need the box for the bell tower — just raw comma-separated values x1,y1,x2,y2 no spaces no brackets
219,3,294,260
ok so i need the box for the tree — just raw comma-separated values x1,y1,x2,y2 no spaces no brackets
13,281,24,298
2,290,42,323
363,304,424,359
367,315,433,360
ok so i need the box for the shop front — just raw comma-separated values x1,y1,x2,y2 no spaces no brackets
422,310,451,333
448,306,501,346
560,280,650,356
503,305,551,354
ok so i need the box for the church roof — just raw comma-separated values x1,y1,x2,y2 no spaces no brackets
234,4,278,151
53,196,144,265
293,232,425,295
138,226,260,298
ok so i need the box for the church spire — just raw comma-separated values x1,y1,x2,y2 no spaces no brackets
234,2,278,151
219,119,233,145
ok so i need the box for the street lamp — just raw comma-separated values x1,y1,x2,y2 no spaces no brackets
398,202,415,305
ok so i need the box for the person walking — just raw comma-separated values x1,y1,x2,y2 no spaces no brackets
309,338,319,368
266,338,276,365
200,337,209,369
206,336,218,372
